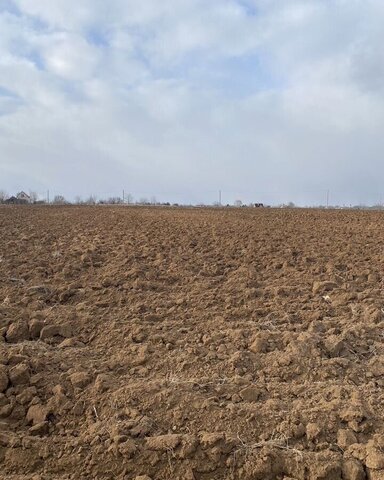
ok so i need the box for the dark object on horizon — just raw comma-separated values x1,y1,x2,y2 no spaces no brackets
4,191,31,205
5,196,28,205
254,203,264,208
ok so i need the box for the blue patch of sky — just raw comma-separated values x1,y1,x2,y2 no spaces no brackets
86,28,109,48
27,51,45,70
214,54,285,96
128,27,156,68
0,0,21,16
0,86,23,116
0,1,52,36
115,27,156,90
0,0,48,32
104,25,282,98
57,79,90,104
235,0,258,17
8,38,46,71
145,50,283,98
0,86,20,99
28,15,50,32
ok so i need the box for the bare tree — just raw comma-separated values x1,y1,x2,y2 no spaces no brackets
107,197,123,204
53,195,67,205
75,196,82,205
85,195,97,205
29,191,38,204
0,190,8,203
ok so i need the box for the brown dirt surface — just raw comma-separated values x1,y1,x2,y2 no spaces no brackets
0,205,384,480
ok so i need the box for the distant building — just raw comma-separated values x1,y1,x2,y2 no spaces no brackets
4,191,31,205
5,196,27,205
16,191,31,202
254,203,264,208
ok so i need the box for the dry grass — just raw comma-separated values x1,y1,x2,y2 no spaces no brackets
232,431,304,465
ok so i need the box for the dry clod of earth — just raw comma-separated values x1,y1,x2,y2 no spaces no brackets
0,368,8,392
342,459,365,480
337,429,358,449
28,319,44,340
39,323,72,341
25,404,48,425
28,421,49,436
69,371,92,388
239,385,261,402
8,363,30,386
1,205,384,479
6,321,29,343
145,433,182,451
312,280,338,294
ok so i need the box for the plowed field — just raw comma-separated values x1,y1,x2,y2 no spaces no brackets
0,206,384,480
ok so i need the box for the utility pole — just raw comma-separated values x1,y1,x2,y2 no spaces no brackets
219,190,222,206
326,189,329,208
123,189,125,204
47,190,50,204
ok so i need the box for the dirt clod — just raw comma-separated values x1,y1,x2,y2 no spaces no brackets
29,421,49,436
365,444,384,469
337,429,357,449
312,281,338,294
40,324,72,341
69,371,92,388
239,385,261,402
9,363,30,386
6,321,29,343
145,434,181,451
0,368,8,392
342,459,365,480
29,319,45,339
26,404,48,425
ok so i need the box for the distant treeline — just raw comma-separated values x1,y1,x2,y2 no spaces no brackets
1,190,384,209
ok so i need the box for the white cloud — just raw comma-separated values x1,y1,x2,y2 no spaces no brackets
41,32,101,80
1,0,384,205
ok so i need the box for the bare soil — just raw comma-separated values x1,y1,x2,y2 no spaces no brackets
0,206,384,480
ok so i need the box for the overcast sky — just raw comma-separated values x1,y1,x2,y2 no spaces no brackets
0,0,383,205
